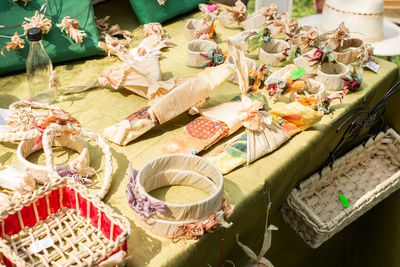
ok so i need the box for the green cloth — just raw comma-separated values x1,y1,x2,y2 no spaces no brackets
0,0,102,75
0,0,399,266
129,0,208,24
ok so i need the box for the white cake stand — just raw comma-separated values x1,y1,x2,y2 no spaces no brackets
297,14,400,57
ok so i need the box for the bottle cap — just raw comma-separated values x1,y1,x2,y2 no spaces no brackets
27,28,43,42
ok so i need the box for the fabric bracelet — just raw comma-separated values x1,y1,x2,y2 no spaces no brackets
316,62,350,91
17,134,90,184
259,39,290,67
186,39,217,67
136,154,224,221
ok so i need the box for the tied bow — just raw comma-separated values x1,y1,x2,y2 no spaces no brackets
126,164,165,218
238,96,273,132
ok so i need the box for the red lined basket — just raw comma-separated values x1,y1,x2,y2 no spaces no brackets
0,178,130,266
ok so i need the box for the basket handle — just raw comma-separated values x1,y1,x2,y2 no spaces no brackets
42,123,113,200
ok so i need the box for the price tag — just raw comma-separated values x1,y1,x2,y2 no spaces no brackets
362,61,380,73
339,194,349,208
290,68,306,80
30,237,54,253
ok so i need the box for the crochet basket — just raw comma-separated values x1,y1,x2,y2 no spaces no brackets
0,178,130,266
281,128,400,248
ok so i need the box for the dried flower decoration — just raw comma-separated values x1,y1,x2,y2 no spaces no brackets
1,32,25,57
57,16,86,43
23,12,52,34
13,0,31,6
226,0,247,23
98,34,128,57
107,24,133,42
95,16,110,32
262,3,279,20
143,23,164,37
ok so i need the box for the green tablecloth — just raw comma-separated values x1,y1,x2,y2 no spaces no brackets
0,1,399,266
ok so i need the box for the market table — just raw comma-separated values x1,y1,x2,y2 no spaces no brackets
0,0,399,266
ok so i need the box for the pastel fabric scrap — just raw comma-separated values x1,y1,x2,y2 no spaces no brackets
163,117,229,154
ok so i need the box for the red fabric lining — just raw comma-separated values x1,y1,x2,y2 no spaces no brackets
62,187,76,209
90,203,99,228
100,212,111,239
48,189,60,214
113,224,122,242
3,255,13,267
20,205,36,228
3,214,20,236
35,197,48,221
78,194,88,218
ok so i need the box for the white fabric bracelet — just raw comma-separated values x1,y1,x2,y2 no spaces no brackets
136,154,224,221
259,39,290,67
17,135,90,184
316,62,350,91
186,39,217,67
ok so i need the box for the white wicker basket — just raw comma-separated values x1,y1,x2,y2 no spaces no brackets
281,128,400,248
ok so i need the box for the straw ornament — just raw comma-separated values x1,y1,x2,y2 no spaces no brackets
1,32,25,57
143,22,164,37
199,4,220,22
95,16,110,32
98,34,129,57
23,11,52,34
57,16,86,43
237,202,277,267
107,24,133,42
262,3,280,20
226,0,247,23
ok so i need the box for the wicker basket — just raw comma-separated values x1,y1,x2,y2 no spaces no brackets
281,128,400,248
0,178,130,266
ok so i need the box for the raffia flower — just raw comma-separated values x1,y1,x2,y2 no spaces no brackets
143,23,164,37
39,110,79,129
185,223,205,238
57,16,86,43
13,0,31,6
98,34,128,57
95,16,110,32
23,12,52,34
226,0,247,23
1,32,25,57
238,96,264,132
335,22,349,48
107,24,133,42
262,4,279,19
98,64,128,89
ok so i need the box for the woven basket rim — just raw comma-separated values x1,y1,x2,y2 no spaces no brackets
288,128,400,232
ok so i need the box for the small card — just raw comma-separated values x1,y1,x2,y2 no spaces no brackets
30,237,54,253
290,68,306,80
362,61,380,73
339,194,349,208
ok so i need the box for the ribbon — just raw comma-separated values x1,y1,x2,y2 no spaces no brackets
126,164,165,218
246,28,271,52
342,68,362,93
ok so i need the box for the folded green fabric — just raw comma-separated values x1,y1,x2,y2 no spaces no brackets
0,0,103,75
129,0,209,24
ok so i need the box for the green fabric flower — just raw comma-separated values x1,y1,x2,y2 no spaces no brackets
213,53,224,65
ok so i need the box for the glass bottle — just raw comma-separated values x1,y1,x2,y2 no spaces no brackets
26,27,54,103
